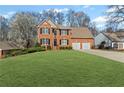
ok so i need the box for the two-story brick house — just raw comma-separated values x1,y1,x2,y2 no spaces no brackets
37,18,72,49
37,18,94,50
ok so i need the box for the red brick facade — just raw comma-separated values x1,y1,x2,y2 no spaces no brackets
71,38,94,49
37,21,71,49
0,49,4,59
37,19,94,49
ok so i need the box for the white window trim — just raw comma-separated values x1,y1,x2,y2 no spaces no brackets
118,42,124,49
42,38,50,45
42,28,49,34
61,30,68,35
61,39,68,46
123,43,124,49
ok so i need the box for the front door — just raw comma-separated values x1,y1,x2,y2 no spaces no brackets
54,39,57,46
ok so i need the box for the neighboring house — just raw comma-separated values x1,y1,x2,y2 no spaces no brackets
95,32,124,50
37,18,94,50
0,41,18,58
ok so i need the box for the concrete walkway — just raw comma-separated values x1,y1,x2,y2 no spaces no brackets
80,49,124,63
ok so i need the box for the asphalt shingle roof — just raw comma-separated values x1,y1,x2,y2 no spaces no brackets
38,18,93,39
103,31,124,42
71,27,93,38
0,41,19,50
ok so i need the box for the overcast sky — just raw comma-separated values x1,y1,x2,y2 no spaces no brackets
0,5,108,29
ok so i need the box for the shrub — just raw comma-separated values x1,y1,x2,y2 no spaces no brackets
68,46,72,50
26,47,46,53
35,42,41,47
65,47,68,49
11,50,23,56
5,47,46,58
105,46,112,50
60,46,72,50
41,45,46,50
27,48,37,53
5,49,22,57
35,47,46,52
99,41,106,49
60,46,64,50
47,46,52,50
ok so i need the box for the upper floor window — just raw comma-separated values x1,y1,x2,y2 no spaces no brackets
60,30,68,35
40,28,49,34
52,29,57,35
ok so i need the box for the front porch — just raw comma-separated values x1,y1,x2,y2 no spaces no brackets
112,42,124,50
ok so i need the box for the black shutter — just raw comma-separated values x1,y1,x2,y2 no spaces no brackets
67,40,69,45
49,29,50,34
60,40,61,45
67,30,69,35
40,39,42,45
60,30,61,35
48,39,50,45
1,50,3,55
40,28,42,34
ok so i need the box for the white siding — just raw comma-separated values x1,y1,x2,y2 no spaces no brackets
95,33,112,48
123,43,124,49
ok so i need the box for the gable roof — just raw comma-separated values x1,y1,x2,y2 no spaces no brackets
101,31,124,42
47,19,58,28
56,24,71,29
71,27,93,38
114,31,124,37
38,18,93,38
38,18,58,28
38,18,71,30
103,32,121,42
0,41,19,50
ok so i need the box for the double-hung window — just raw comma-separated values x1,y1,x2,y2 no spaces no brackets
61,39,68,46
42,28,49,34
61,30,68,35
40,38,50,45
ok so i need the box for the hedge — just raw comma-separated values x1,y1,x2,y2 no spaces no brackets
60,46,72,50
5,46,46,57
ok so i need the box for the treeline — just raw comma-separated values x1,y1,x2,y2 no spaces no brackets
106,5,124,32
0,9,97,48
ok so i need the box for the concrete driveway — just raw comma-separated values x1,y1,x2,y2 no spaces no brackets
80,49,124,63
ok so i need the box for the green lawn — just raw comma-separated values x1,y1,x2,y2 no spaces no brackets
0,50,124,87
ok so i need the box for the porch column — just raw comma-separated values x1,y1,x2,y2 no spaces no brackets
112,42,114,48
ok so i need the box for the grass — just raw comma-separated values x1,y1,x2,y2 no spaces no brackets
0,50,124,87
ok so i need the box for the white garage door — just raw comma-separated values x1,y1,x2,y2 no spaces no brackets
82,43,90,49
72,43,80,50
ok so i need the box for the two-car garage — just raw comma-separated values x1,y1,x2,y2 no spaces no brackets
71,27,94,50
72,43,91,50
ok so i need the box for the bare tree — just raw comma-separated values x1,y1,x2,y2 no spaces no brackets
89,22,99,37
0,16,9,41
42,9,57,23
66,9,75,27
106,5,124,31
66,9,90,27
56,12,65,25
8,12,37,48
41,9,65,25
76,11,90,27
